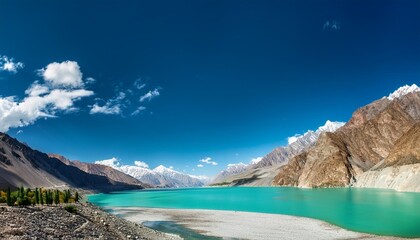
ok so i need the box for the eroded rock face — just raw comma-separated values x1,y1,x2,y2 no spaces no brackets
382,122,420,168
274,92,420,188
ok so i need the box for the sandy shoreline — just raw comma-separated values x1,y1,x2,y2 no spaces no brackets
108,207,412,240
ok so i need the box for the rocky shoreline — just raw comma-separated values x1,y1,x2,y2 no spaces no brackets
0,203,181,240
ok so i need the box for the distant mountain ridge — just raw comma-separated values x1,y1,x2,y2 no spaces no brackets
211,120,345,185
49,154,149,188
96,159,206,188
0,133,144,192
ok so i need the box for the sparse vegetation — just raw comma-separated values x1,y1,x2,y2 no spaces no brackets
64,205,77,214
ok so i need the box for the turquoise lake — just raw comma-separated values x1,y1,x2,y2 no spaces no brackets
88,187,420,238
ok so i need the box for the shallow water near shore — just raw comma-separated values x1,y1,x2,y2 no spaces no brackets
88,187,420,238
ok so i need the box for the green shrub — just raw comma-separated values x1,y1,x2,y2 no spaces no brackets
0,196,6,203
64,205,77,214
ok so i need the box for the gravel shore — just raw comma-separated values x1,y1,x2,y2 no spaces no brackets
0,203,181,240
112,207,416,240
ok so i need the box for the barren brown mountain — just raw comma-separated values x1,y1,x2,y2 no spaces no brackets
0,133,144,192
274,92,420,188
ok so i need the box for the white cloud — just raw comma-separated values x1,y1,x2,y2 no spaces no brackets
134,78,146,90
140,89,160,102
90,103,121,115
89,91,126,115
17,130,23,134
323,20,341,31
287,134,302,144
0,55,24,73
86,77,96,84
197,164,204,168
134,160,149,168
0,60,94,132
39,61,83,88
250,157,263,164
199,157,218,166
95,157,120,168
131,106,146,116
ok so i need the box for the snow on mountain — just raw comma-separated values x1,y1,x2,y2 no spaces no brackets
253,120,345,169
387,84,420,100
212,159,266,184
189,175,212,185
95,159,205,188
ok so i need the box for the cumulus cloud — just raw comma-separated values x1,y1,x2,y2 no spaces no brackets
95,157,120,168
39,61,84,88
199,157,218,166
323,20,341,31
0,60,94,132
250,157,263,164
134,160,149,168
287,134,302,144
140,89,160,102
197,164,204,168
0,55,24,73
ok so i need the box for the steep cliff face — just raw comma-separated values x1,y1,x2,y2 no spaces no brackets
274,90,420,189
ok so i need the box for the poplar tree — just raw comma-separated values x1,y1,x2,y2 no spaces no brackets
54,190,59,205
40,189,44,205
75,191,79,202
6,187,12,206
35,188,39,204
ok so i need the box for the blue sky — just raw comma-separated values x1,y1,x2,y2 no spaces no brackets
0,0,419,176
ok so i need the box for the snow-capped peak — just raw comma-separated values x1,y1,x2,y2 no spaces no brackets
287,120,345,145
387,84,420,100
316,120,345,133
153,165,174,174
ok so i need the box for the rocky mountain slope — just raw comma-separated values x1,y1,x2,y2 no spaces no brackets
49,154,149,188
274,84,420,190
353,122,420,192
96,159,205,188
0,133,143,192
211,120,344,186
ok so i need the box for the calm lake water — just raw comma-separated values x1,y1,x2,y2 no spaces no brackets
88,187,420,238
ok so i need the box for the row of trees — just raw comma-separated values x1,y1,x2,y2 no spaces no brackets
0,186,79,207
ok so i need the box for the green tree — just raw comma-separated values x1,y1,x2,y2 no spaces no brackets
40,189,44,205
75,191,79,202
19,186,24,198
54,190,59,205
6,187,12,206
35,188,39,204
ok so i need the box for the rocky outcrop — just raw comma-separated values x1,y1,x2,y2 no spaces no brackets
274,89,420,189
0,132,143,192
0,203,180,240
382,122,420,168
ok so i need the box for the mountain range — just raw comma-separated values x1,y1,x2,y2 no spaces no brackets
211,120,345,185
0,133,145,192
1,84,419,192
95,158,208,188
